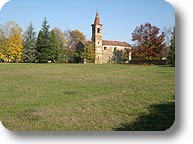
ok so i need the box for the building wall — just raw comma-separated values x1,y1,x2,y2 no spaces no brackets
98,45,131,63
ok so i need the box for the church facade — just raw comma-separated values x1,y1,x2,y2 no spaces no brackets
91,12,132,64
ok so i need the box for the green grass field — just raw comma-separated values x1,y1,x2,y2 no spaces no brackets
0,64,175,131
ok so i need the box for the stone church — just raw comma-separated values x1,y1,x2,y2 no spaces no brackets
91,12,132,64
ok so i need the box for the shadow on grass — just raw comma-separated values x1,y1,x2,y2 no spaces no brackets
157,65,175,68
114,102,175,131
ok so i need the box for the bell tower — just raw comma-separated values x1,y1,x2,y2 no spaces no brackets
91,11,103,64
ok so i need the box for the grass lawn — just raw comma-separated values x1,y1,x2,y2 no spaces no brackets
0,64,175,131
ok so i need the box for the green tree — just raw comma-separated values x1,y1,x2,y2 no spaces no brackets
49,29,58,62
132,23,166,64
82,42,95,63
22,23,36,63
167,27,175,66
52,28,67,63
36,18,50,63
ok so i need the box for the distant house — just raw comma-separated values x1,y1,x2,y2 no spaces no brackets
91,12,132,64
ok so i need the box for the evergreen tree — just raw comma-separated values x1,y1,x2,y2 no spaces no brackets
36,18,50,63
22,23,36,63
167,27,175,66
36,31,43,62
49,29,58,62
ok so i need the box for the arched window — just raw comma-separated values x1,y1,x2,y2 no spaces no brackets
97,28,100,33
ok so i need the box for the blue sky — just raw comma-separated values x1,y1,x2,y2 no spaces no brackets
0,0,175,44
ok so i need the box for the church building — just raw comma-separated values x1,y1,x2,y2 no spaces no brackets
91,12,132,64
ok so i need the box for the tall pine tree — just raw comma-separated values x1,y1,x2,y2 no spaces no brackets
22,23,36,63
36,18,50,63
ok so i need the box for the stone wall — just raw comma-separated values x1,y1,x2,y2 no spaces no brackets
97,45,131,63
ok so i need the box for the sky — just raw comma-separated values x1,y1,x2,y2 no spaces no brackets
0,0,175,44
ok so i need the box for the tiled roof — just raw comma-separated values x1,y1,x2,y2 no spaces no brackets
102,40,131,47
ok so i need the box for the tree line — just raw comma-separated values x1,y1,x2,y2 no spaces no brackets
0,18,95,63
0,18,175,66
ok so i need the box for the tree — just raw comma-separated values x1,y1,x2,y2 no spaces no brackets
161,26,174,58
82,42,95,63
36,18,50,63
112,49,124,64
7,33,23,62
51,28,67,63
0,21,23,62
49,29,58,62
70,30,86,44
123,48,132,63
162,26,174,46
22,23,37,63
0,37,8,60
132,23,166,64
167,27,175,66
4,21,23,37
0,24,8,60
64,29,86,63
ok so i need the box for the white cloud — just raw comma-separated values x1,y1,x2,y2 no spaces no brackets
0,0,10,11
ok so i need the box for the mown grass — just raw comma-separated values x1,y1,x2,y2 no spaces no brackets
0,64,175,131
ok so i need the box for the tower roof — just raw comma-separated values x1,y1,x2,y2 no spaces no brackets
94,11,101,25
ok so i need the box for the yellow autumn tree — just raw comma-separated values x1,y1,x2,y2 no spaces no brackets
0,21,23,62
7,34,23,62
0,38,6,59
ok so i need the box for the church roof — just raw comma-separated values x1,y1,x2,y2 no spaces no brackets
94,11,101,25
102,40,131,47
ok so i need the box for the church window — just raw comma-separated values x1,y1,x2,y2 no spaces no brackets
97,28,100,33
104,47,107,50
114,47,117,51
98,42,100,44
